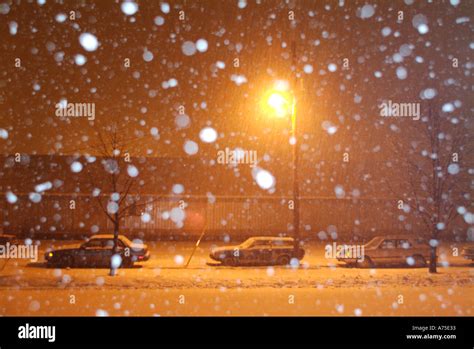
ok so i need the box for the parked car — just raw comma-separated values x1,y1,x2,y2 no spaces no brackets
0,234,16,245
461,244,474,261
45,234,150,268
209,236,305,266
337,235,431,268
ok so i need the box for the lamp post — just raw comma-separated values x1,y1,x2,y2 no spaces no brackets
265,47,301,255
290,41,300,257
290,88,300,255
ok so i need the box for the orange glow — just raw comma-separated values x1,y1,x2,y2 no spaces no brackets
267,92,291,118
262,82,294,119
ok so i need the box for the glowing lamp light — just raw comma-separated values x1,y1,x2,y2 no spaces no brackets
262,80,294,119
266,91,292,118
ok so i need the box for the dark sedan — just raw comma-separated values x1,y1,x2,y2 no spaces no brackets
209,236,305,266
45,234,150,268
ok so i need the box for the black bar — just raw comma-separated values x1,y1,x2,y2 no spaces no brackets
0,317,472,348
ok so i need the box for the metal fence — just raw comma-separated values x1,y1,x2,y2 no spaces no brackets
3,192,469,241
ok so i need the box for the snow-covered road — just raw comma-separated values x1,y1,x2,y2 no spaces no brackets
0,241,472,315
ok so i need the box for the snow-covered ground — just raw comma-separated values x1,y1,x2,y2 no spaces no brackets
0,241,472,316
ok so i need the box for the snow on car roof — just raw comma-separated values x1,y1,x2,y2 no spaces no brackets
0,234,16,238
90,234,129,241
380,235,423,240
249,236,294,241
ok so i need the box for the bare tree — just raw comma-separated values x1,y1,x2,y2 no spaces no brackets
385,104,473,273
83,125,158,276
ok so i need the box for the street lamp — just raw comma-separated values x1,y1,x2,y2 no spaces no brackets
264,82,300,255
267,92,292,118
264,80,295,119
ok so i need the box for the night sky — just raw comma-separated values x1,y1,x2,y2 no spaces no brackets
0,0,471,163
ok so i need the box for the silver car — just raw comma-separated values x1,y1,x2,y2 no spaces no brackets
461,244,474,261
338,235,432,268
